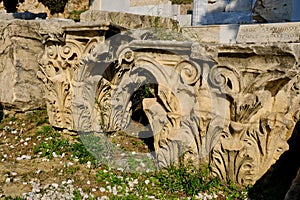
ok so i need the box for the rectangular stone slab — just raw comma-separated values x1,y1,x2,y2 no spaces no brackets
237,22,300,43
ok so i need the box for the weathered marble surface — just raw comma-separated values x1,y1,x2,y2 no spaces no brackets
237,22,300,43
80,10,179,30
253,0,293,22
0,19,72,111
37,20,300,187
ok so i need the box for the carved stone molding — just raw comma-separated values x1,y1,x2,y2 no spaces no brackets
70,38,300,186
38,22,122,129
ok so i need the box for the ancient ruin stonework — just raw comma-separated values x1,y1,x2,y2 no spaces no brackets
253,0,293,22
0,9,299,188
35,16,300,187
80,10,179,30
0,19,71,111
38,21,122,130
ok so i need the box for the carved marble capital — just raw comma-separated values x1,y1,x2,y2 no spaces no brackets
38,23,120,129
42,28,300,186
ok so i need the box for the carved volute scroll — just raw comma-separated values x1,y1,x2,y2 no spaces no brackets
38,23,122,130
46,26,300,187
208,51,300,185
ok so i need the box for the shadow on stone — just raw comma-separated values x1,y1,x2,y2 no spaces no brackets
0,104,3,122
248,121,300,200
12,12,47,20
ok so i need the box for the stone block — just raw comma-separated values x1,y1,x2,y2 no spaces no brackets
130,0,169,7
0,20,68,112
176,14,192,27
253,0,293,22
237,22,300,43
80,10,179,30
182,24,239,43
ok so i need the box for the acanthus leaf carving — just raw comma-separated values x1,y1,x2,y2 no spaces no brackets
55,36,300,187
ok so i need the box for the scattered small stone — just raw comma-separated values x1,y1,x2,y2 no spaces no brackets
11,172,17,176
51,183,59,189
4,126,10,131
86,161,91,169
66,162,73,167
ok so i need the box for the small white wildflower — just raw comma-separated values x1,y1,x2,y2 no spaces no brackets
87,180,90,185
22,123,26,126
117,185,123,190
5,178,11,183
52,152,58,158
106,185,112,192
112,186,117,195
66,162,73,167
140,162,145,167
117,168,124,172
145,179,150,185
25,137,31,141
86,161,91,169
128,181,134,188
133,179,138,184
131,151,136,155
196,193,203,199
99,187,106,192
116,144,121,147
24,142,28,146
41,158,49,162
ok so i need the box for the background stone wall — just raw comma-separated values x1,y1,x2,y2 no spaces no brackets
11,0,89,18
